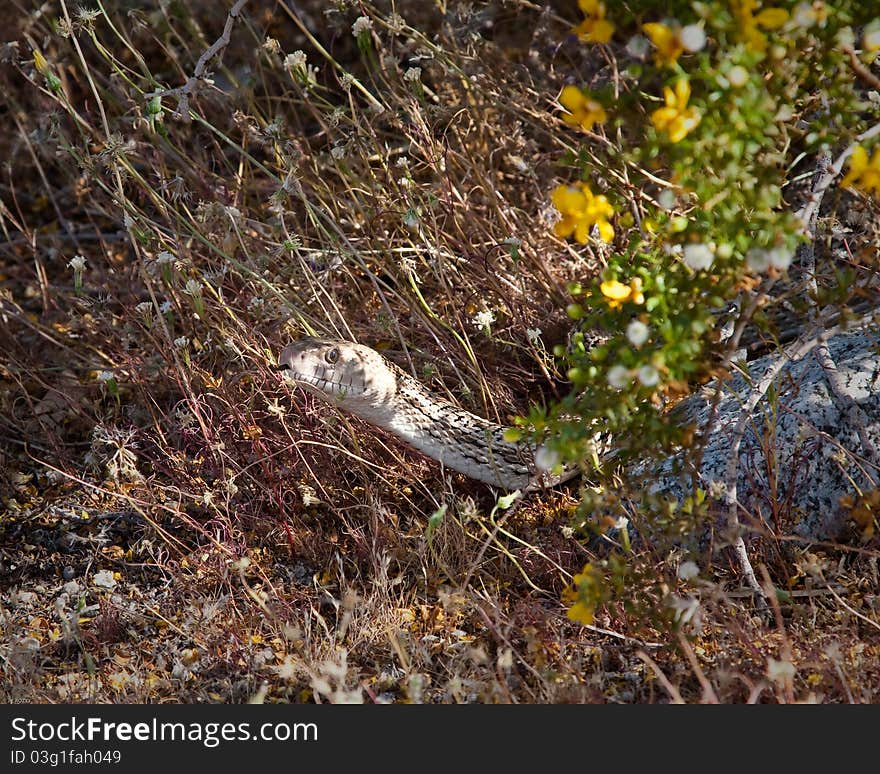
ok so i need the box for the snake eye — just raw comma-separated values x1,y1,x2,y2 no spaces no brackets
325,348,339,365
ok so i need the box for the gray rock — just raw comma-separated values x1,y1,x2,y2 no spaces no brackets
652,330,880,542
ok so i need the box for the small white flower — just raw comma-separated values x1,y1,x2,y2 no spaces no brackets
184,279,203,296
534,444,560,472
404,66,422,82
668,594,701,625
747,246,792,273
767,246,794,270
155,250,174,265
503,236,521,247
626,34,650,59
727,65,749,88
284,50,307,70
526,327,543,344
351,16,372,37
93,570,117,589
683,243,715,271
792,2,821,28
159,301,173,314
677,560,700,581
658,188,677,210
472,309,496,332
388,13,405,32
638,364,660,387
339,72,354,90
68,254,86,271
96,371,115,383
767,658,796,683
135,302,152,316
681,24,706,52
174,336,189,348
298,483,322,507
614,516,629,531
626,320,649,347
746,248,770,272
607,365,630,390
395,155,410,168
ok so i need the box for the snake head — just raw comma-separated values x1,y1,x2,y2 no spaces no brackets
278,337,399,411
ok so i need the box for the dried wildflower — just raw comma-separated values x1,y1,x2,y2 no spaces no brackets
68,254,86,292
183,279,202,296
472,309,496,333
352,16,373,45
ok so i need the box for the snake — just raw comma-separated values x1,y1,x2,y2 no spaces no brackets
277,337,579,491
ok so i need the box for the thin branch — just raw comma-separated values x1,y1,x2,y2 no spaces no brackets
796,121,880,230
843,44,880,91
146,0,249,121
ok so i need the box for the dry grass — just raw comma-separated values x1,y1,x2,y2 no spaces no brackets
1,0,878,704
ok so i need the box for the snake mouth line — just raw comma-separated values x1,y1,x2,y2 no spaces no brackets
285,369,365,398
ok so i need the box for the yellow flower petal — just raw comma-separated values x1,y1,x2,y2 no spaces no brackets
588,18,615,44
841,145,868,189
642,22,683,66
600,280,631,301
33,49,49,75
755,7,789,28
596,219,615,243
559,85,585,112
674,78,692,105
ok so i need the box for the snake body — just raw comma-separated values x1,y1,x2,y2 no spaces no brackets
278,337,574,490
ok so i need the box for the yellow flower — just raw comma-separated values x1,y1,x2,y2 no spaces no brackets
559,85,607,132
651,79,702,143
573,0,614,44
841,145,880,197
642,22,684,67
551,183,614,244
600,277,644,309
562,564,606,626
732,0,789,52
552,182,615,243
32,49,49,75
